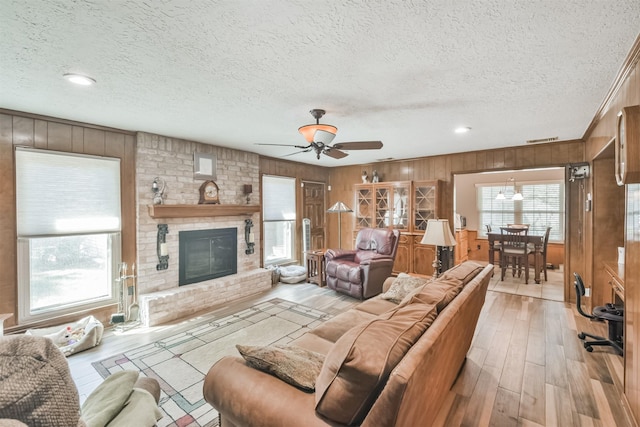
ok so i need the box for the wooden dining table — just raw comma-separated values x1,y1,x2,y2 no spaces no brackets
487,232,545,284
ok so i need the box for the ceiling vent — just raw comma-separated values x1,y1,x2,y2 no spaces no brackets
526,137,559,144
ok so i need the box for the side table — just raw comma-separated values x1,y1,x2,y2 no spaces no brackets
305,249,326,287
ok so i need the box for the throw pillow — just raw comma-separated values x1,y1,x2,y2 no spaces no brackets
379,273,430,303
315,303,438,425
81,370,139,427
236,344,325,392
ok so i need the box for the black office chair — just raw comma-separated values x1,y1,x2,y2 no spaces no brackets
574,272,623,356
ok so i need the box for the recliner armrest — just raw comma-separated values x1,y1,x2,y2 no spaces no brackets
358,255,394,266
325,249,356,262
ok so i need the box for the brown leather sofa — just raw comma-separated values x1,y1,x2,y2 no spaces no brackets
203,261,493,427
325,227,400,299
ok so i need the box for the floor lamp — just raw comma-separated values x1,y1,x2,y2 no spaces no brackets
327,201,353,249
421,219,457,279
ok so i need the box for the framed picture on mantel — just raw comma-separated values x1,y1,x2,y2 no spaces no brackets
194,152,217,180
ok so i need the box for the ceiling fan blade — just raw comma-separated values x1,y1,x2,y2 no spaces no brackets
282,148,312,157
255,143,310,149
314,129,336,145
332,141,383,150
324,148,349,159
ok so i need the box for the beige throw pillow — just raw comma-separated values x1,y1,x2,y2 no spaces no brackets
81,370,139,427
236,344,325,392
379,273,430,304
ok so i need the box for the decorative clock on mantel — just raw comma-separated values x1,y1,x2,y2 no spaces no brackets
615,105,640,186
198,180,220,204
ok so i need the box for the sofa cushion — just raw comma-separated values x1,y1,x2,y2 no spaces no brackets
237,344,325,392
309,309,377,343
354,298,398,316
440,261,484,285
379,273,431,304
398,262,485,312
400,280,462,312
290,333,335,356
314,303,438,425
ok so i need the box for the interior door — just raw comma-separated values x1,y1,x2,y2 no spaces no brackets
303,182,326,250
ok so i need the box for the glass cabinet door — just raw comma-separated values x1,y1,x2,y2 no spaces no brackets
355,184,374,229
375,186,391,228
413,181,440,231
391,182,410,231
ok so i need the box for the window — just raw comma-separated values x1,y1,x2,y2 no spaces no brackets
15,148,121,323
262,175,296,265
477,181,564,241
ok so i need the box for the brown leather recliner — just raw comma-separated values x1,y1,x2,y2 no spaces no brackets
325,228,400,299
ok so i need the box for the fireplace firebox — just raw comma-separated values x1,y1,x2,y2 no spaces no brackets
179,228,237,286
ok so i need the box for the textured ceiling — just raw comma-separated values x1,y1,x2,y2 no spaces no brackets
1,1,639,166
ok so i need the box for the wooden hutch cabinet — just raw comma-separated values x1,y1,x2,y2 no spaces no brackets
354,180,442,276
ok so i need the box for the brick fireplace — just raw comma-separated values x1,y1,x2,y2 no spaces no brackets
134,132,270,326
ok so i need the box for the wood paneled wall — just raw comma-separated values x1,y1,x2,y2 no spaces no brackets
584,40,640,423
326,141,585,300
0,109,136,331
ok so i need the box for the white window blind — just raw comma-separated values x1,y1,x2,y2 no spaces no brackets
477,186,515,232
15,147,121,237
477,181,564,241
262,175,296,221
521,183,564,240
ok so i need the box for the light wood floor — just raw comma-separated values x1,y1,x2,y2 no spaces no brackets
68,274,633,427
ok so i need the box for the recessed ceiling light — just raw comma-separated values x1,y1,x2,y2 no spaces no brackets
454,127,471,134
63,73,96,86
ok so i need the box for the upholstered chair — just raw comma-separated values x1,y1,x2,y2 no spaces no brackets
325,228,400,299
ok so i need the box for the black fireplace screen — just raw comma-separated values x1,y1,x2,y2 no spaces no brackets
179,228,237,286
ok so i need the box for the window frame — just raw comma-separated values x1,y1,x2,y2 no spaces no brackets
262,175,297,266
477,180,564,242
15,147,122,323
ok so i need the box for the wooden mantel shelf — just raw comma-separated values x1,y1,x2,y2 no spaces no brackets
148,204,260,219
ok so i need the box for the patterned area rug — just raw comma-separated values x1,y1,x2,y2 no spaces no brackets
92,298,332,427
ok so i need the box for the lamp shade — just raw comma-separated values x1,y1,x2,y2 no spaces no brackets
327,201,353,213
298,124,337,143
421,219,457,247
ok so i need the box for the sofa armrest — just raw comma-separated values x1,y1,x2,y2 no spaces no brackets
325,249,356,263
203,357,334,427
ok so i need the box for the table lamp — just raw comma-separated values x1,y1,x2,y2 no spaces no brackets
421,219,457,279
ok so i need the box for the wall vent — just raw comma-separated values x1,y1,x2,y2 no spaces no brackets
526,136,559,144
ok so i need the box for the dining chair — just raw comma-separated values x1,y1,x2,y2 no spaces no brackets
529,226,551,281
485,224,501,267
500,226,532,284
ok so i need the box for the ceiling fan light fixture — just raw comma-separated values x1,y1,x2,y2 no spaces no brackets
298,124,337,143
314,129,337,144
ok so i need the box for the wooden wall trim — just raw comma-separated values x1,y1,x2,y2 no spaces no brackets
0,108,136,135
583,34,640,140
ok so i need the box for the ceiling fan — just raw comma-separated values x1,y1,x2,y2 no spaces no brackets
257,109,383,160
